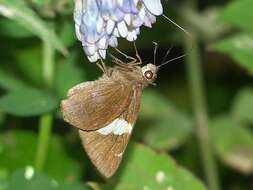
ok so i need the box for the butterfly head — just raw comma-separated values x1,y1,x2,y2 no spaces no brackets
141,64,158,85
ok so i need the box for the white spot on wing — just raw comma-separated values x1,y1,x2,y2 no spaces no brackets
97,118,132,135
115,152,123,157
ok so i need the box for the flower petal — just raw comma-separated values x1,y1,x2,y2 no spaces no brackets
97,36,108,49
142,0,163,16
75,23,82,41
143,15,152,27
74,0,163,62
132,16,143,28
117,21,128,37
127,30,137,41
138,5,146,22
117,0,124,7
110,7,125,21
124,13,131,25
106,19,115,35
121,0,131,13
88,52,99,62
147,11,156,24
96,16,104,34
84,44,97,56
109,36,118,47
99,49,106,59
113,28,120,37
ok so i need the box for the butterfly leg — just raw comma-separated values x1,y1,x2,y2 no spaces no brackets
114,48,137,63
96,59,110,76
124,42,142,66
109,53,135,71
113,42,143,66
109,53,126,66
113,49,139,67
133,42,142,65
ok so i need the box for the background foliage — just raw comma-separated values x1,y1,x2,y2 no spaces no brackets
0,0,253,189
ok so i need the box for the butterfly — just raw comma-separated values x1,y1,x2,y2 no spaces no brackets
61,45,160,178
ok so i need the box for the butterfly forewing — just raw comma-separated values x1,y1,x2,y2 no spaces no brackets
79,85,142,178
61,78,133,131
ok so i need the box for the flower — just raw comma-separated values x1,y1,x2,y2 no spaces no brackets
74,0,163,62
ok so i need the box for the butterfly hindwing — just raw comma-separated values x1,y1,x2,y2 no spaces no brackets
79,84,142,178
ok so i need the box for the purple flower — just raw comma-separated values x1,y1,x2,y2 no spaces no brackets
74,0,163,62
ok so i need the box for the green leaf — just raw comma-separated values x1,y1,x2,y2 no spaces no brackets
210,116,253,174
59,21,76,47
57,183,91,190
54,1,74,16
0,0,67,55
103,143,206,190
0,88,57,117
140,90,193,150
0,112,5,127
55,53,85,99
15,46,43,86
0,67,28,91
0,18,33,38
220,0,253,34
232,87,253,124
0,169,8,190
142,113,193,151
0,130,82,182
210,33,253,75
45,136,83,182
140,90,171,118
8,168,56,190
8,168,91,190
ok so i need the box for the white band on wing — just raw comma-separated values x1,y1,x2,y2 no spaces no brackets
97,118,133,135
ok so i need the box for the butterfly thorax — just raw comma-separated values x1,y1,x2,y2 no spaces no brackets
104,63,158,87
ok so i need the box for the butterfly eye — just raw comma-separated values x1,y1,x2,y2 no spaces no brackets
144,70,154,80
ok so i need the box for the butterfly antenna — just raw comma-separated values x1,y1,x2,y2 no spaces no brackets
158,14,194,69
161,45,174,64
152,42,158,65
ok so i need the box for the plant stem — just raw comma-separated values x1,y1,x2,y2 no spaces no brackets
34,39,55,171
35,113,53,171
182,1,220,188
185,35,220,190
42,39,55,88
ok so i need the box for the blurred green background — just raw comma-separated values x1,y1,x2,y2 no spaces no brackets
0,0,253,189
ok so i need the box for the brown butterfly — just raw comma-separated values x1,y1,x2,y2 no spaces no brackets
61,44,177,178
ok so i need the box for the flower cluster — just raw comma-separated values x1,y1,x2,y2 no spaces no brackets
74,0,163,62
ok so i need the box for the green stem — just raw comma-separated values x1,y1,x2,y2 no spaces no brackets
42,39,55,88
34,39,55,171
181,1,220,188
35,114,53,171
185,35,220,190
